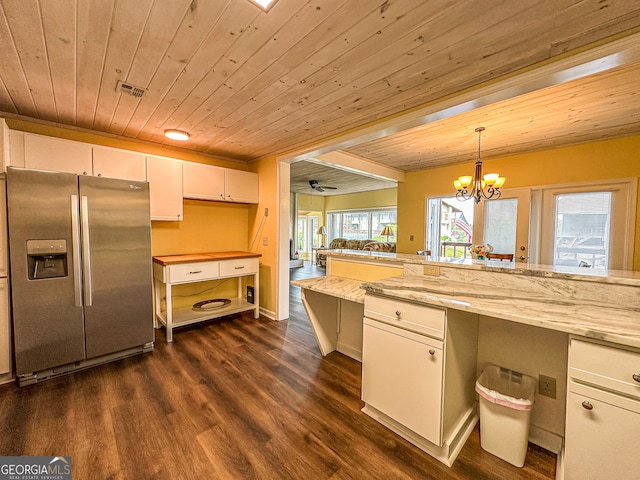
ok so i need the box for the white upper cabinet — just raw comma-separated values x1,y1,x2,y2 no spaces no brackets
183,163,258,204
146,155,183,221
0,119,9,172
183,162,225,201
24,133,92,175
224,169,259,204
92,146,146,181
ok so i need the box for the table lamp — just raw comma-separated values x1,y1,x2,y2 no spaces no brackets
317,226,327,247
381,225,393,242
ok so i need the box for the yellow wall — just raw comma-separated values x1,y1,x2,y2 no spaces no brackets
398,135,640,270
298,193,325,213
151,200,250,256
249,156,278,313
325,188,397,211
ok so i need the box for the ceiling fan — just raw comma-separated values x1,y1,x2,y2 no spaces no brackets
309,180,337,192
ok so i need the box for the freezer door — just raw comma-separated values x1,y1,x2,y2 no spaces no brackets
7,168,86,375
79,176,153,358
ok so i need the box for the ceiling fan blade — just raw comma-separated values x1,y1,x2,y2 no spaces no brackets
321,185,337,190
316,186,324,192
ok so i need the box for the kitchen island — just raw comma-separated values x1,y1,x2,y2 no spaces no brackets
291,250,640,477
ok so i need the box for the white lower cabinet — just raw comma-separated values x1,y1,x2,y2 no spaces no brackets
0,278,8,375
564,338,640,479
362,319,443,445
361,294,478,466
565,385,639,479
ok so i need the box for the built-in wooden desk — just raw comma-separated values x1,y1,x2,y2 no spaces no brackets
153,251,260,342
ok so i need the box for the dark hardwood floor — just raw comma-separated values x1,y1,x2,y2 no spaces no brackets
0,262,556,479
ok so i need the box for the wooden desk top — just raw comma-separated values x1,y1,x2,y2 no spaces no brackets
153,251,261,266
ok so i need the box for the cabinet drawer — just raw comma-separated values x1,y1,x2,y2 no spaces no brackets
168,262,219,284
219,257,259,277
364,294,445,339
569,338,640,400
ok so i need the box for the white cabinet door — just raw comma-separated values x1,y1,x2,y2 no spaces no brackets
362,319,444,445
93,146,146,181
146,155,183,221
24,133,93,175
0,118,9,172
0,179,6,278
564,388,640,480
183,162,225,201
224,169,258,204
0,278,9,375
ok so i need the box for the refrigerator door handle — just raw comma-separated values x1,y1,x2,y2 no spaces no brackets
71,194,83,307
80,195,93,306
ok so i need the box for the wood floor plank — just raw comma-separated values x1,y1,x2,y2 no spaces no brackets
0,262,556,479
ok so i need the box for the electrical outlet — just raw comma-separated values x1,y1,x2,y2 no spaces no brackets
263,237,268,246
539,374,557,399
423,265,440,276
410,235,414,241
264,207,268,217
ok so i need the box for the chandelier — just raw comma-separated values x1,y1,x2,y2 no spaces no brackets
454,127,505,203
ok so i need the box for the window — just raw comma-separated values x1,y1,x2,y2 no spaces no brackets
296,215,319,253
534,179,636,270
553,192,611,269
327,208,397,242
426,196,473,257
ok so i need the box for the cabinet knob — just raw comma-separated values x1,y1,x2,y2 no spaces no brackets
428,349,435,356
395,310,401,317
581,401,594,410
633,373,640,383
83,171,88,175
97,173,102,177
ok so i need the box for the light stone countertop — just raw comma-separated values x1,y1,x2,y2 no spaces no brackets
361,275,640,349
291,275,365,304
292,272,640,349
327,250,640,287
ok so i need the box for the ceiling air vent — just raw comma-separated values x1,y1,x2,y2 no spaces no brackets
117,81,146,98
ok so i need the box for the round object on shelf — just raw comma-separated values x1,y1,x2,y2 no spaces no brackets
192,298,231,311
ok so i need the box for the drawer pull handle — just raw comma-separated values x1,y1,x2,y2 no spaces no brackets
234,266,245,269
633,373,640,383
581,401,593,410
395,310,401,317
428,349,435,356
188,270,203,274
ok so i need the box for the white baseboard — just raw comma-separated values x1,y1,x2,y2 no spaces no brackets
529,424,564,454
259,307,277,320
336,341,362,362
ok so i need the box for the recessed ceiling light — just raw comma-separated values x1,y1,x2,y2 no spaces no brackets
247,0,279,12
164,129,190,141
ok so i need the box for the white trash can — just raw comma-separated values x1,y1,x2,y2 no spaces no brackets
475,365,537,467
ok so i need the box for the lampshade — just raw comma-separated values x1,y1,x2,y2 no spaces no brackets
381,225,393,237
317,226,327,235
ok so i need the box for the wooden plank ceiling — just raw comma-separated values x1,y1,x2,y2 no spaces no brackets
1,0,640,172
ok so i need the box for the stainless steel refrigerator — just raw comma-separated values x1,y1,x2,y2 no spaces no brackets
7,167,154,385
